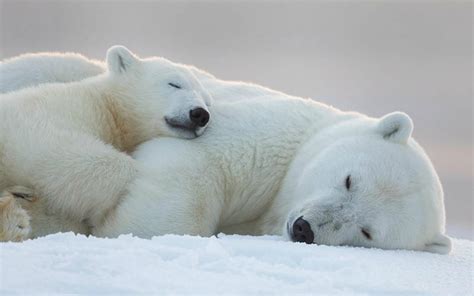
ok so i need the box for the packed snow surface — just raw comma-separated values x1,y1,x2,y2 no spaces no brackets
1,233,472,295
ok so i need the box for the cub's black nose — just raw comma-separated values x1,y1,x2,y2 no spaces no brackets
291,217,314,244
189,108,210,127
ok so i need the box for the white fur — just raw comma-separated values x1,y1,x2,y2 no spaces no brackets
98,81,451,254
0,53,450,254
259,112,451,254
0,52,104,93
0,46,212,233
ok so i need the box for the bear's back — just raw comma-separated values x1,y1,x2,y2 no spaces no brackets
0,53,105,94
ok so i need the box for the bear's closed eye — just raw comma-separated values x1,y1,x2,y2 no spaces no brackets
168,82,182,89
361,228,372,240
345,175,351,190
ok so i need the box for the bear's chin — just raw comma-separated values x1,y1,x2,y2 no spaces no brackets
164,124,200,139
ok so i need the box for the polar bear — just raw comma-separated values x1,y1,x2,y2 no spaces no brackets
0,54,451,254
0,46,212,233
95,99,450,254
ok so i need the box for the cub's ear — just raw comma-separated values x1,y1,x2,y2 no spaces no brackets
424,233,452,254
106,45,139,74
377,112,413,143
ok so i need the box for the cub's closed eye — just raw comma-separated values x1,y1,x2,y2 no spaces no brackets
345,175,351,190
168,82,182,89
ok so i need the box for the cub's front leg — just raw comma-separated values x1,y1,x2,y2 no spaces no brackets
0,186,36,242
19,131,139,228
0,186,91,242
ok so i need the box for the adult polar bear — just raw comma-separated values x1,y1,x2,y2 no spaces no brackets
0,46,212,237
0,52,104,93
0,52,451,253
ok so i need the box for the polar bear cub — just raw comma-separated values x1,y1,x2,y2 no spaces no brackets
0,46,212,233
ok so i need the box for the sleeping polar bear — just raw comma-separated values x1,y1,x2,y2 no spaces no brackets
0,53,451,254
0,47,212,234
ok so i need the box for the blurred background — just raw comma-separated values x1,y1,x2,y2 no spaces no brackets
1,0,472,239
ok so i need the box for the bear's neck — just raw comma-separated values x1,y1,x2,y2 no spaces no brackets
100,92,151,153
87,77,153,153
208,97,347,233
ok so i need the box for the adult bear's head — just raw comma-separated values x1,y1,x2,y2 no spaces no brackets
280,112,451,254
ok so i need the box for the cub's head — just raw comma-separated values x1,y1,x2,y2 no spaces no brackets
105,45,212,139
284,112,451,254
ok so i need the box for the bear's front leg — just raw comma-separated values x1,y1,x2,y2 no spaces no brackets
25,132,139,228
0,187,36,242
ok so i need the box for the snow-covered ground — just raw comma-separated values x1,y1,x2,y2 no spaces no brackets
1,233,472,295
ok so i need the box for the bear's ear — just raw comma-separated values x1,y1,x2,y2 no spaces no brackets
377,112,413,143
424,233,452,254
106,45,139,74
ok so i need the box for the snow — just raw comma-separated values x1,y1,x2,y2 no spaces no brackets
1,233,472,295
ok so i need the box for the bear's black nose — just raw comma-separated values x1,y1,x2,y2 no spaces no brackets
291,217,314,244
189,108,210,127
